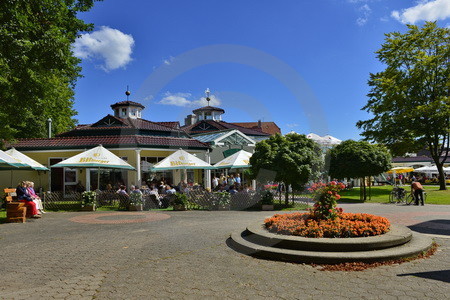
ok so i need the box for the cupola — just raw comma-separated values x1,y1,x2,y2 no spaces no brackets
110,90,145,119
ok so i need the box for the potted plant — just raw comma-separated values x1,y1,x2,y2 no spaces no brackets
260,190,274,211
173,193,188,211
213,191,231,210
129,192,143,211
80,191,97,211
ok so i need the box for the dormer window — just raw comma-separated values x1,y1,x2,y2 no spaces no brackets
121,108,127,117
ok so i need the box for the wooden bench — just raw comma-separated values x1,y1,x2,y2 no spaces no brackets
4,188,27,223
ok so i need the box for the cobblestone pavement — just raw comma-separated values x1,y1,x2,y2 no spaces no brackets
1,204,449,299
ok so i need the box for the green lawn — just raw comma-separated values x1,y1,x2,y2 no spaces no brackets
339,186,450,205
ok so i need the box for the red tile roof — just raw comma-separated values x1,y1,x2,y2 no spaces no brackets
192,106,225,113
181,120,269,136
58,115,186,137
110,101,145,109
231,122,281,135
392,156,433,163
154,121,181,130
12,135,210,150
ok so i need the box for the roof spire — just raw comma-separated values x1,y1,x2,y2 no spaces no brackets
205,88,210,106
125,85,131,100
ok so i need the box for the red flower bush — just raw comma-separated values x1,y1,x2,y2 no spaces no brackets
309,181,346,220
264,212,390,238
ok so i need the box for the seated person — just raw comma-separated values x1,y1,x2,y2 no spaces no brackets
117,185,129,196
228,185,238,194
26,181,45,214
16,181,40,218
160,185,176,208
165,185,176,195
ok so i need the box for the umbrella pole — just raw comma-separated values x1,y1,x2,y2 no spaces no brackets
10,170,13,188
97,167,100,191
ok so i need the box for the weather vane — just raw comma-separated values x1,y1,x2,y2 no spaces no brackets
205,88,210,106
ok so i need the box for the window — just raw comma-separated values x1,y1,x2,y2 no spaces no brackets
121,108,127,116
64,168,77,184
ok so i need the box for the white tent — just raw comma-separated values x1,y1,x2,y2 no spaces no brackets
414,165,450,174
213,150,252,169
5,147,49,171
151,149,213,171
51,145,135,191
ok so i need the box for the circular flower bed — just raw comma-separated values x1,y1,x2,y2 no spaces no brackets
265,212,391,238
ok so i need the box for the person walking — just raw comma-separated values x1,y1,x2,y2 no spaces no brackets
411,179,425,206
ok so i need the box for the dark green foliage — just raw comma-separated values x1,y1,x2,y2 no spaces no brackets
329,140,391,179
329,140,391,201
260,190,274,205
250,133,323,204
0,0,100,144
357,22,450,190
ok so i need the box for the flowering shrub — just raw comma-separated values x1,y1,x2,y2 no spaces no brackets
214,191,231,206
309,181,346,220
130,192,143,205
81,191,97,206
264,212,390,238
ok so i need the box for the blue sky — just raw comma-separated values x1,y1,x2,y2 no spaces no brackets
72,0,450,140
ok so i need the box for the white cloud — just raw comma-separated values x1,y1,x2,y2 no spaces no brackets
356,4,372,26
163,56,175,65
286,123,299,128
158,92,221,107
392,0,450,24
73,26,134,71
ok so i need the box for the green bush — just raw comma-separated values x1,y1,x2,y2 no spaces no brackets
260,190,274,205
81,191,97,206
173,193,188,205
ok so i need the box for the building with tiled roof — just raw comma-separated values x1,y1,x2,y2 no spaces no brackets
180,98,279,172
6,97,211,192
231,121,281,136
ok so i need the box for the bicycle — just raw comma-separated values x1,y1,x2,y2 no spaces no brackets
389,187,406,204
405,191,427,205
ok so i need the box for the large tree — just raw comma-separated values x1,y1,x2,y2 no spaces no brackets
0,0,99,144
249,133,323,205
357,22,450,190
328,140,391,200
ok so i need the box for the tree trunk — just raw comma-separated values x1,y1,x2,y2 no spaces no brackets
368,176,372,200
361,177,367,201
437,166,447,190
285,189,289,206
359,178,363,201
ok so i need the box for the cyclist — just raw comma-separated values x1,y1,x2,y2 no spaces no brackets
411,179,425,206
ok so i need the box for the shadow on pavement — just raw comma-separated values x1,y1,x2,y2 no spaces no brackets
398,270,450,283
408,219,450,236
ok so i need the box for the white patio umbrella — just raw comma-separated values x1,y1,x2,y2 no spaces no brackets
3,147,49,187
151,149,213,171
51,145,135,191
213,150,252,169
5,147,48,171
0,150,28,169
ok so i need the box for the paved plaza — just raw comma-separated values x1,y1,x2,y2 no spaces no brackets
1,203,449,299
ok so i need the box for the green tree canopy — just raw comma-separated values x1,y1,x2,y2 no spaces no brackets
357,22,450,190
329,140,391,200
249,133,323,204
329,140,391,180
0,0,99,144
